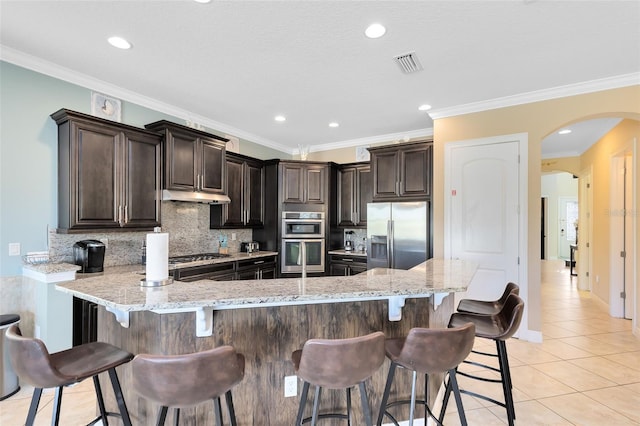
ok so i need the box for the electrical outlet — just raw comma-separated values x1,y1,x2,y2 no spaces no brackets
284,375,297,397
231,233,237,241
8,242,20,256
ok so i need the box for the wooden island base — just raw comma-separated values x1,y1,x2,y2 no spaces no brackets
98,294,455,425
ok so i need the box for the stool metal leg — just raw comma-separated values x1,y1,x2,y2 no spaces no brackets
52,386,64,426
92,376,109,425
346,387,352,426
225,390,238,426
448,369,467,426
173,408,180,426
214,397,223,426
25,388,43,426
311,385,322,426
359,381,373,426
408,370,418,426
376,362,397,426
156,406,168,426
108,368,132,426
497,340,515,426
296,381,310,425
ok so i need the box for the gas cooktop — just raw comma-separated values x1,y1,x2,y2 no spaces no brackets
169,253,231,266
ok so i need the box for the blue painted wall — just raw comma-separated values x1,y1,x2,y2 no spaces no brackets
0,61,288,276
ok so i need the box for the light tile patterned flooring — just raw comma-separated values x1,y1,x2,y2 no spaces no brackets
1,260,638,425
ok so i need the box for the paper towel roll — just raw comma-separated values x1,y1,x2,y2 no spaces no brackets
146,232,169,281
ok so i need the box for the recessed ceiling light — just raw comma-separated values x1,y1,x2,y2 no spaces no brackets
274,115,286,122
558,129,572,135
365,23,386,39
329,122,339,128
107,36,131,50
418,104,432,111
193,0,211,3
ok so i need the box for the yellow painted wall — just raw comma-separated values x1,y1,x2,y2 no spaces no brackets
541,156,581,175
580,119,640,304
434,85,640,332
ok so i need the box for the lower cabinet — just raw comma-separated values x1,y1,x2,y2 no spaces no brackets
328,255,367,276
73,297,98,346
236,256,277,280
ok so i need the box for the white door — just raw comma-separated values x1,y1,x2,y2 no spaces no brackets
558,197,578,260
448,140,521,301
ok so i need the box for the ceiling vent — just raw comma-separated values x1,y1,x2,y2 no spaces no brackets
393,52,423,74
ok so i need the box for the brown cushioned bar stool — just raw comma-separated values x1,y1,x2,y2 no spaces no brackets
456,282,519,315
292,331,385,426
439,293,524,426
131,346,245,426
5,324,133,426
376,323,475,426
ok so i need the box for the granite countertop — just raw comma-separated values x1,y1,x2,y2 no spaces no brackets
55,259,477,312
328,249,367,257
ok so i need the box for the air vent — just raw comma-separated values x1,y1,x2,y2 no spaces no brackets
393,52,423,74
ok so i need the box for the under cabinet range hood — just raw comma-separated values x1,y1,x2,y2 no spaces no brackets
162,189,231,204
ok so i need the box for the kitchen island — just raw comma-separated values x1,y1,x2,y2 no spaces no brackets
56,259,476,425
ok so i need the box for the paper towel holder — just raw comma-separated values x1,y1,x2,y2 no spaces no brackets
140,277,173,287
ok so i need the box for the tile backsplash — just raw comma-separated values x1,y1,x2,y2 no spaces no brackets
49,201,251,266
344,228,367,252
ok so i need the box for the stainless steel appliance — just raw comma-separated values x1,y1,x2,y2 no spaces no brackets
281,239,325,274
240,241,260,253
367,202,429,270
169,253,233,282
281,211,325,274
282,211,325,238
73,240,106,273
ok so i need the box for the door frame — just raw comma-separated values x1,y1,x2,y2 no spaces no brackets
578,166,593,292
444,132,533,341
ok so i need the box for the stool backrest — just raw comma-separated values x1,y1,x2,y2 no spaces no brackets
5,325,68,388
495,293,525,340
298,331,385,389
132,346,245,407
398,323,475,374
499,282,520,304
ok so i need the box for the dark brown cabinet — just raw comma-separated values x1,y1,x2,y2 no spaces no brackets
236,255,277,280
328,254,367,276
369,141,432,201
211,153,264,228
337,163,371,227
281,162,327,204
52,109,161,231
145,120,227,195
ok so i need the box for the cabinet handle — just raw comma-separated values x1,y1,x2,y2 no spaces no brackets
124,205,128,223
341,258,354,262
254,260,265,265
118,205,123,223
198,174,202,191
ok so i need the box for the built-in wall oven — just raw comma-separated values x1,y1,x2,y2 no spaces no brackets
281,212,325,274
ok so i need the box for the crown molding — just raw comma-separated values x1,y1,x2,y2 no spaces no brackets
541,150,581,160
0,46,291,154
305,127,434,154
429,72,640,120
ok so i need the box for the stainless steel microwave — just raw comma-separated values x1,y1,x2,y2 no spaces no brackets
281,211,325,238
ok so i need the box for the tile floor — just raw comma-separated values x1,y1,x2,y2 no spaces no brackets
1,260,638,425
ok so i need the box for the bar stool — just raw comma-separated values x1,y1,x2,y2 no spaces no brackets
456,282,519,315
376,323,475,426
291,331,385,426
439,293,524,426
131,346,245,426
5,324,133,426
0,314,21,400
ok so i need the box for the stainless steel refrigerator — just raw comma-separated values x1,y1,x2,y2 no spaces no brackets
367,201,430,270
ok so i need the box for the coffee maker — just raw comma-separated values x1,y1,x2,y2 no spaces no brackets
344,231,354,251
73,240,106,273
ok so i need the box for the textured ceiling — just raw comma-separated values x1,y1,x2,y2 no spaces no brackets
1,0,639,155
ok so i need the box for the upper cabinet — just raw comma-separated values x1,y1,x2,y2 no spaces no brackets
52,109,161,231
369,141,432,201
144,121,227,195
336,163,372,227
280,162,327,204
211,152,264,228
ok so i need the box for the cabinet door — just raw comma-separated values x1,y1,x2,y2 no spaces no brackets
260,266,276,279
245,160,264,227
237,267,259,280
372,149,399,200
329,261,350,276
399,144,432,198
221,156,245,227
200,138,225,193
122,131,162,228
338,167,356,227
305,165,326,204
349,262,368,275
356,166,372,226
165,130,197,191
282,163,305,203
71,121,121,228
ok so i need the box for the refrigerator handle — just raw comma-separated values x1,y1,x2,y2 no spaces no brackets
387,220,393,268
